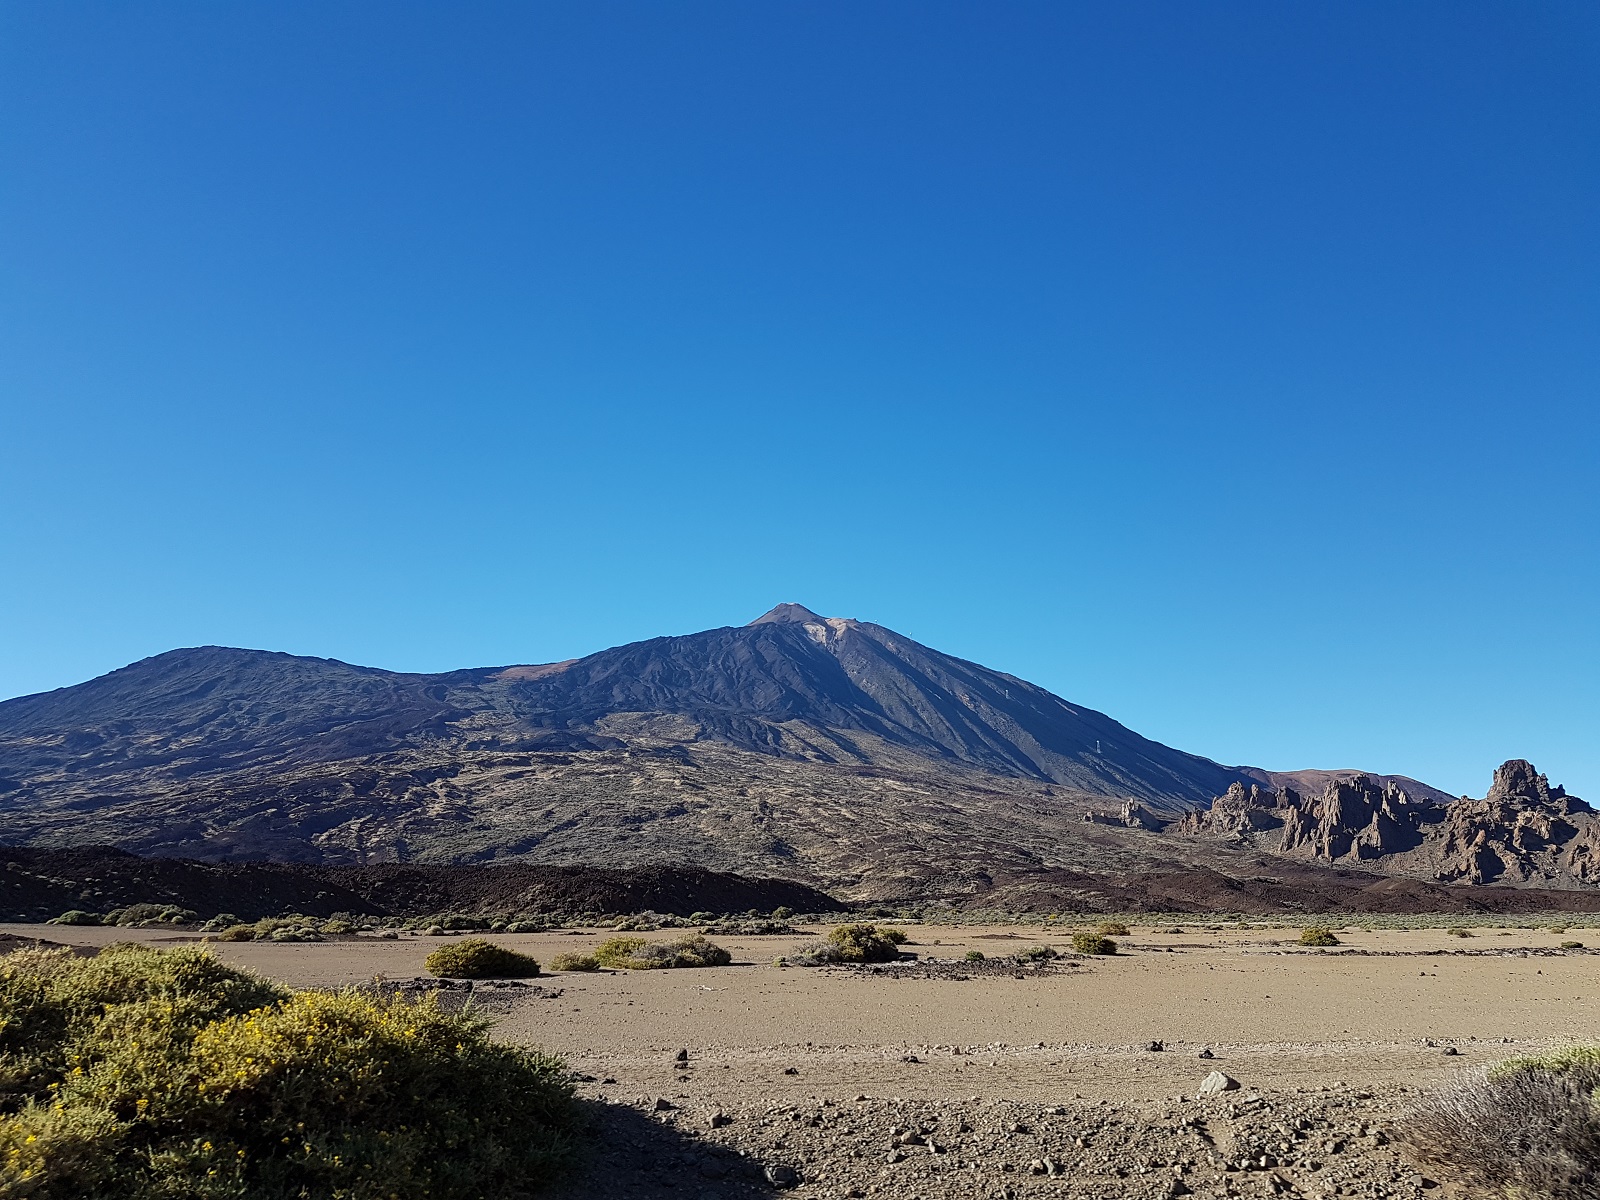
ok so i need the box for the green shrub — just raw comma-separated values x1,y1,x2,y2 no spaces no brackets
424,939,541,979
1562,940,1585,950
1096,921,1131,937
822,924,906,964
102,903,197,928
702,918,795,936
1017,944,1060,962
592,935,731,970
1071,933,1118,955
1403,1044,1600,1198
964,950,985,962
198,913,242,933
206,924,258,943
1447,927,1474,938
319,918,357,936
0,943,287,1110
0,944,577,1198
1300,927,1341,947
45,911,99,927
548,953,601,972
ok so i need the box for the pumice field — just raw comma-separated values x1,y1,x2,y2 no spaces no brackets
10,918,1595,1199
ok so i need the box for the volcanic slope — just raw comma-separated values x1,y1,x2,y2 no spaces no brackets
0,605,1446,901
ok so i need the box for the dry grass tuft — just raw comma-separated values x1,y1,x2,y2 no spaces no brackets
1401,1047,1600,1199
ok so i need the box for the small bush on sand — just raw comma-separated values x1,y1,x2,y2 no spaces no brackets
45,911,99,926
549,952,601,972
1017,945,1060,962
425,939,542,979
824,924,907,963
0,943,577,1198
1447,927,1474,938
1402,1046,1600,1198
1072,932,1118,956
783,925,907,967
703,919,795,936
1096,921,1131,937
1562,940,1585,950
964,950,985,962
1300,927,1341,947
206,924,259,942
592,935,731,970
102,903,196,928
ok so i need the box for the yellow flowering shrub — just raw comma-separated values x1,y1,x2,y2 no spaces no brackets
0,945,577,1198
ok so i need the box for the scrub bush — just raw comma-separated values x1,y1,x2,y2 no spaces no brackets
0,943,577,1199
592,935,730,970
1096,921,1131,937
1402,1046,1600,1198
1300,927,1341,947
783,925,906,967
823,924,906,963
423,939,541,979
101,904,196,928
1071,933,1118,955
45,912,98,927
548,953,601,972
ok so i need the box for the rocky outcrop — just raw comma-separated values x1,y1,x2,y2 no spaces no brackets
1179,759,1597,889
1083,800,1169,831
1430,760,1595,884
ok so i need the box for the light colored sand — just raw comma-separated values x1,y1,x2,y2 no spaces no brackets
13,921,1590,1196
11,922,1595,1099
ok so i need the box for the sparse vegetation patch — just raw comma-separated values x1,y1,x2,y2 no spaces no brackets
424,938,542,979
1071,932,1118,955
548,952,601,972
591,935,732,969
1300,927,1341,946
0,943,577,1198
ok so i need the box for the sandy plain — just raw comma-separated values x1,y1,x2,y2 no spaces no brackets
10,921,1598,1199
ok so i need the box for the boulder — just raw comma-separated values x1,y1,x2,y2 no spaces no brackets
1197,1071,1240,1097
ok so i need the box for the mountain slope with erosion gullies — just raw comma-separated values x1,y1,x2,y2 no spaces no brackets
0,604,1511,907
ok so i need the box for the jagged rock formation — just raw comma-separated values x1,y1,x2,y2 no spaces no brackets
1083,800,1168,832
1177,760,1597,888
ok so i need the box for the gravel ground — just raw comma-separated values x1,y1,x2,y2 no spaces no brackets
550,1082,1442,1199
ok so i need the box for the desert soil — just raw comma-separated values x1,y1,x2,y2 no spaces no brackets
10,921,1598,1199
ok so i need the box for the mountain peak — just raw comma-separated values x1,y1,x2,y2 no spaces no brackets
748,603,827,626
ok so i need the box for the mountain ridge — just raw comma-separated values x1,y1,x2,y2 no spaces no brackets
0,606,1475,902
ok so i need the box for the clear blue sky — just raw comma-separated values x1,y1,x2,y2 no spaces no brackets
2,2,1596,801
